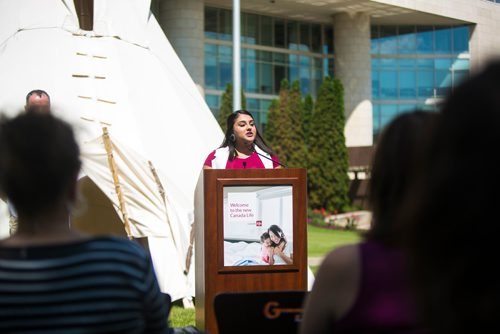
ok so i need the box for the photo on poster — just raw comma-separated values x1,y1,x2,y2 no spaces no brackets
223,185,293,266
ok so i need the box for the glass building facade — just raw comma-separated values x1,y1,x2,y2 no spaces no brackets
204,6,470,141
204,7,334,130
371,25,470,138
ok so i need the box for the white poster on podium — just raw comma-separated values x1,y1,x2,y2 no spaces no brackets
223,185,293,266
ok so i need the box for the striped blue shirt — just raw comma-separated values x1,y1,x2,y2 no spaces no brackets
0,236,169,333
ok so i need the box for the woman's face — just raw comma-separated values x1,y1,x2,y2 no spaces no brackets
232,114,256,145
269,230,281,244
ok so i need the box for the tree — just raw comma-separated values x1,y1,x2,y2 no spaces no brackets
265,79,290,159
285,80,307,168
308,77,350,212
302,94,314,148
302,94,314,169
218,83,247,131
264,99,279,146
265,79,307,168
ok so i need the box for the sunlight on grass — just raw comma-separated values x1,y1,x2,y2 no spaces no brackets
307,224,362,257
169,305,196,328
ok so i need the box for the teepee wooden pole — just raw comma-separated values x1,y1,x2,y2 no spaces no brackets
148,160,187,272
102,127,133,239
185,222,195,275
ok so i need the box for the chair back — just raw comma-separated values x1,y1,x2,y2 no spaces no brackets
214,290,307,334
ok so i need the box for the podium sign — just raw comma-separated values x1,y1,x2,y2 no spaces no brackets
223,185,293,267
194,168,307,333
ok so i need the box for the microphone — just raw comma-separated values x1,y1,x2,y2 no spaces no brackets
248,143,287,168
243,161,247,169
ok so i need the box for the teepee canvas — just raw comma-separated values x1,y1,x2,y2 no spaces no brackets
0,0,223,302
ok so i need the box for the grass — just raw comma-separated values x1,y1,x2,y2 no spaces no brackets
169,304,196,328
307,224,362,257
169,224,363,329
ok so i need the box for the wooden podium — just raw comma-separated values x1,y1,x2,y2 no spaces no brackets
194,168,308,334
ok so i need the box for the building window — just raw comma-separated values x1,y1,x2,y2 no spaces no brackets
371,24,470,140
206,94,221,119
204,7,334,131
416,26,434,54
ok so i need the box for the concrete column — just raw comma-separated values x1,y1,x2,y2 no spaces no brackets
333,12,372,147
157,0,205,88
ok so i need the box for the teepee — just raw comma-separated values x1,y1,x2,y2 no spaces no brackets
0,0,223,302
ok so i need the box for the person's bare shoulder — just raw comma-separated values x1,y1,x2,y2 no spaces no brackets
321,244,359,272
300,244,361,334
316,244,361,319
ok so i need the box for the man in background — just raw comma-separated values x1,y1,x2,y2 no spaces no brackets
7,89,51,234
25,89,51,114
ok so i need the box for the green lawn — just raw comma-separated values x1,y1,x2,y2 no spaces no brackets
307,224,362,257
307,225,362,275
169,304,196,328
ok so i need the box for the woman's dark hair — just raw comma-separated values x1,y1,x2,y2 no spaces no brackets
268,224,286,247
220,110,274,161
366,110,437,246
0,113,81,217
401,60,500,334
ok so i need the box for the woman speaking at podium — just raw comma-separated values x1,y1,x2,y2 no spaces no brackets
203,110,282,169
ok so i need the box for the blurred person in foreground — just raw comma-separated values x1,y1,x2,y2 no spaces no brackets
401,60,500,334
0,112,170,333
300,111,436,334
